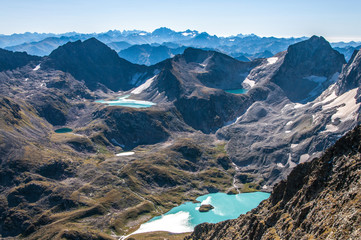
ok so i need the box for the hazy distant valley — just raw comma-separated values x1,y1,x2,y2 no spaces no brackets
1,29,361,239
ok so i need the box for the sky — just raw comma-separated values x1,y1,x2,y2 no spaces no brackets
0,0,361,42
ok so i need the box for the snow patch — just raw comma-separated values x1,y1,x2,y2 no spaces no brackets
286,121,294,126
291,144,298,149
299,154,310,163
267,57,278,65
285,130,291,134
201,196,212,205
33,64,41,71
243,78,255,88
116,152,135,156
323,88,360,132
131,75,157,94
293,103,304,109
277,163,285,168
324,124,339,133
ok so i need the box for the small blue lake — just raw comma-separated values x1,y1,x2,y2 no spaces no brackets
132,192,270,234
96,95,155,108
54,128,73,133
225,89,247,94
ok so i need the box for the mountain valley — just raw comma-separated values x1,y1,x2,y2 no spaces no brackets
0,33,361,240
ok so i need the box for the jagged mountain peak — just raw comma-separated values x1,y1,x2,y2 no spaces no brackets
271,36,346,102
284,35,345,68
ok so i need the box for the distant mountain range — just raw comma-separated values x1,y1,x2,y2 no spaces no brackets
2,28,360,66
2,28,359,66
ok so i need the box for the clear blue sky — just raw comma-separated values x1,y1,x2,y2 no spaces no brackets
1,0,360,42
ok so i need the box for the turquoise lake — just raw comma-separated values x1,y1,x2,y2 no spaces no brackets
131,192,270,234
96,95,155,108
54,127,73,133
225,89,247,94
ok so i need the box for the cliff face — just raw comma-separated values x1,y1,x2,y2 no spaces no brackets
337,49,361,96
187,125,361,240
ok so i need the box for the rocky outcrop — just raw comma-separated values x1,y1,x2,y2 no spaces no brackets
199,204,214,212
187,125,361,240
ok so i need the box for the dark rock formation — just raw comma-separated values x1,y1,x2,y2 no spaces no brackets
187,125,361,240
43,38,150,91
0,48,40,72
199,204,214,212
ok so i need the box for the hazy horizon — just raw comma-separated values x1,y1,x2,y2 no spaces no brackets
1,0,361,42
1,28,360,44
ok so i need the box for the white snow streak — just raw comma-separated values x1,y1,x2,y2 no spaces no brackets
33,64,41,71
323,88,360,132
116,152,135,156
131,75,157,94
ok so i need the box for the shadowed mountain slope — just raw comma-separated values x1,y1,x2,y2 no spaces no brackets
0,48,40,72
43,38,152,91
